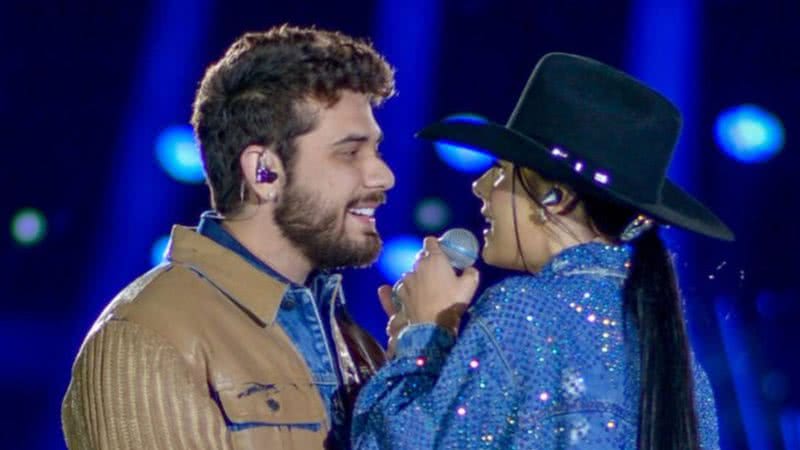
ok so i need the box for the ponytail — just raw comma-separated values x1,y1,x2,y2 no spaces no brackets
580,191,700,450
625,229,699,450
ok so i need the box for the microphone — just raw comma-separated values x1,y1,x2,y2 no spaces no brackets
391,228,479,310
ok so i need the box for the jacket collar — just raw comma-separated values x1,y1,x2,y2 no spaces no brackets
196,212,342,309
543,242,632,278
166,225,288,325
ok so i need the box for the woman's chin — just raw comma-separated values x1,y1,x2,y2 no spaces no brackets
482,246,529,272
480,245,502,269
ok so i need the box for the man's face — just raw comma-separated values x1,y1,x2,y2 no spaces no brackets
274,90,395,269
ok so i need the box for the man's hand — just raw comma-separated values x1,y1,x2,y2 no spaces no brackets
377,284,408,358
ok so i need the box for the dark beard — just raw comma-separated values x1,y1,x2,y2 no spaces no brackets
273,182,383,270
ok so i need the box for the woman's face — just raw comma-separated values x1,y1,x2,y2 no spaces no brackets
472,160,551,271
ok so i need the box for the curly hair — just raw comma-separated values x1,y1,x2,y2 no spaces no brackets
191,25,396,214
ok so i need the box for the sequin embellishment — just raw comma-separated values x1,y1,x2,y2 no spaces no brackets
351,243,721,450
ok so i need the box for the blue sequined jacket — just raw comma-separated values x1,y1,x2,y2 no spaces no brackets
352,243,720,449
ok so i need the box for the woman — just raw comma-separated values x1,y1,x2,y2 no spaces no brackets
351,53,732,449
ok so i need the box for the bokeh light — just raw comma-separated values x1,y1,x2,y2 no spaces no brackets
378,235,422,282
11,208,47,246
150,235,171,266
715,104,784,163
156,125,206,184
414,197,452,232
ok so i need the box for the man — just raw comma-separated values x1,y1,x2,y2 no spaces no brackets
62,25,396,449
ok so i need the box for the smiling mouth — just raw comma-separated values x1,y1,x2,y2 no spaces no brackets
346,192,386,222
348,207,376,219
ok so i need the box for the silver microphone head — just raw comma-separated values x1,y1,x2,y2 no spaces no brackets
438,228,479,270
391,228,479,311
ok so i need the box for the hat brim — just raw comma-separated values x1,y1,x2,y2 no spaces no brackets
417,120,734,241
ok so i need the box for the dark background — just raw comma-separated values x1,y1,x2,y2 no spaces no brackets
2,0,798,448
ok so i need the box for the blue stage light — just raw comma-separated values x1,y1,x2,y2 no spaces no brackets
156,125,206,183
715,104,784,163
715,295,771,449
780,411,800,450
10,208,47,246
414,197,451,232
434,114,495,173
150,235,171,266
378,235,422,282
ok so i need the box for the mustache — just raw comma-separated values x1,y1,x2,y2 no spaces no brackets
347,192,387,208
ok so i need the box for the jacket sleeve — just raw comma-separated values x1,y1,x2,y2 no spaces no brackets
62,319,234,450
351,287,520,449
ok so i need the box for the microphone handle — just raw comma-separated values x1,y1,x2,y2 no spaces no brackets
390,279,404,311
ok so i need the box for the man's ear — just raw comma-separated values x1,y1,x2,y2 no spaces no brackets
239,145,285,202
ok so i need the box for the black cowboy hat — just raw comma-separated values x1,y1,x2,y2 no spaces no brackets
417,52,734,241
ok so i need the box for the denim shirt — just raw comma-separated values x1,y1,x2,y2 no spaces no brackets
352,242,720,449
197,212,348,442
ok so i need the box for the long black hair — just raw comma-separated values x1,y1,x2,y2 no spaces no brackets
515,167,700,450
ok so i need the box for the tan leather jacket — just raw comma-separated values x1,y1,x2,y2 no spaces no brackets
62,226,385,449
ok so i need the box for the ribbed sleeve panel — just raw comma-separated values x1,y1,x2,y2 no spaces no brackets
62,320,233,450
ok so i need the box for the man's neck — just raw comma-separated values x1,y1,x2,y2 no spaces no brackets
221,215,313,285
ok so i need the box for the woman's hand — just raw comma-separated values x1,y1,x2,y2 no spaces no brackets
392,236,480,335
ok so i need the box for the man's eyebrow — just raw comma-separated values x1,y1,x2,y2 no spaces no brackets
332,131,384,146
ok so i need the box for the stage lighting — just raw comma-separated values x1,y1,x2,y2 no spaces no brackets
156,125,206,183
414,197,451,232
780,411,800,450
11,208,47,246
434,114,494,173
150,235,171,266
715,104,784,163
378,235,422,282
